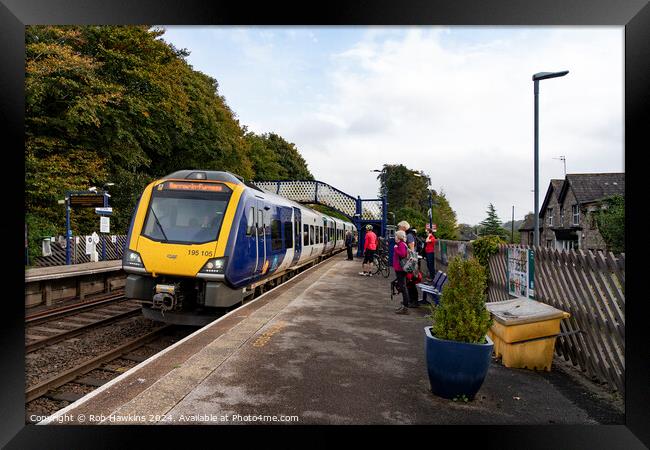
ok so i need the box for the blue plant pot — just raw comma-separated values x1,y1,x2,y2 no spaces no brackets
424,326,493,400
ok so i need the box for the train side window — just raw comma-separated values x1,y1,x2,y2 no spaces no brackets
271,219,282,251
258,210,264,232
284,221,293,249
310,225,315,245
246,207,255,236
304,224,309,246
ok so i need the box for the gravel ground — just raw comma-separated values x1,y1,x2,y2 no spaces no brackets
24,318,196,424
85,368,120,380
26,316,164,389
103,358,139,373
54,382,95,395
26,398,68,422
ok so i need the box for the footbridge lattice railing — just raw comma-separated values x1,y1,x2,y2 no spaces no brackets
253,180,387,256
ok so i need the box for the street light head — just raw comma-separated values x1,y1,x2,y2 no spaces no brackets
371,169,382,173
533,70,569,81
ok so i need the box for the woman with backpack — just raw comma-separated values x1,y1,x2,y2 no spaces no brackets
392,230,410,315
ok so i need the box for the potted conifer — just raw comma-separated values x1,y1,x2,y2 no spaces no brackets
424,255,493,400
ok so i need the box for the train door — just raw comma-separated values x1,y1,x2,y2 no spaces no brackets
247,203,259,275
256,200,268,275
292,207,302,265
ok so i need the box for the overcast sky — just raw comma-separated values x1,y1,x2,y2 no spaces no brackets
161,26,623,225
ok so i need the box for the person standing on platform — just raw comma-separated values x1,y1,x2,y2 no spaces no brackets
392,230,410,314
345,230,354,260
359,224,377,276
397,221,415,251
425,229,436,281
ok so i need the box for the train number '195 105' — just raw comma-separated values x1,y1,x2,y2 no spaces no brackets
187,250,213,257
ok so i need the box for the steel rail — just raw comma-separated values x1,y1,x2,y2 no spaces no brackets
26,325,173,403
26,291,127,324
26,305,143,353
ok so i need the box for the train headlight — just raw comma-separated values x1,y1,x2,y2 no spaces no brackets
199,257,227,274
124,249,144,268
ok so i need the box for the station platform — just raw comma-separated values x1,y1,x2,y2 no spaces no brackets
42,254,621,425
25,260,122,282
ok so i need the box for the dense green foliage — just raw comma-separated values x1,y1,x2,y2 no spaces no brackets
377,164,458,239
25,25,312,252
595,195,625,254
478,204,507,239
246,132,314,181
308,204,350,222
431,256,492,344
471,235,505,269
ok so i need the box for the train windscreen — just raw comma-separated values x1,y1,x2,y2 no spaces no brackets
142,182,232,244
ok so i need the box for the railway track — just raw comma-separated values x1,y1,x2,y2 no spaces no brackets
25,252,346,422
26,296,144,353
26,291,127,324
26,325,188,413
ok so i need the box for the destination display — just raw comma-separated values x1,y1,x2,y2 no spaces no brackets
158,181,229,193
69,194,105,207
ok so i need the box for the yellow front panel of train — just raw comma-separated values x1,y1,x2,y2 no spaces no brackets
138,236,218,277
128,178,244,277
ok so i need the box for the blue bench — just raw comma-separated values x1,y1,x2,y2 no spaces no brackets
416,271,447,306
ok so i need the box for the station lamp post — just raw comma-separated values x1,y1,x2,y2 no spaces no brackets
532,70,568,247
412,172,433,231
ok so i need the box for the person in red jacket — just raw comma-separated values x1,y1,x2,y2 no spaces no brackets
359,224,377,276
425,229,436,281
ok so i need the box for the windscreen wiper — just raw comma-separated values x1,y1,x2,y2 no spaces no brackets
150,207,169,242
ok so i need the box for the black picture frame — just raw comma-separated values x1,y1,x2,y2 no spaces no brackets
3,0,649,447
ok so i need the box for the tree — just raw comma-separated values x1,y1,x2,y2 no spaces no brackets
247,133,313,181
595,195,624,254
479,204,507,239
377,164,457,238
25,25,313,250
430,189,458,240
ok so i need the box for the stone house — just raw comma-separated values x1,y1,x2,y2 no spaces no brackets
519,173,624,251
518,179,563,246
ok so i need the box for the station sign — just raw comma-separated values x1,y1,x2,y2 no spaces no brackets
69,194,105,208
506,247,535,299
100,216,110,233
95,207,113,215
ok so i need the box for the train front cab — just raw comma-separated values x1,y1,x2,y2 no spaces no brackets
123,173,246,325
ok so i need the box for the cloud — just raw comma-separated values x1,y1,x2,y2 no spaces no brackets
162,26,623,225
279,27,623,224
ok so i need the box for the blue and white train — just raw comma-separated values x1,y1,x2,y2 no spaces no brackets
122,170,355,325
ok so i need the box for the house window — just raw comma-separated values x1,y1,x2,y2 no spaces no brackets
547,208,553,226
572,205,580,225
546,239,554,248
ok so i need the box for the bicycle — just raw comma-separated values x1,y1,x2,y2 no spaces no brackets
372,240,391,278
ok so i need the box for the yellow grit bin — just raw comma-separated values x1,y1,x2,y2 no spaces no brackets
486,298,570,372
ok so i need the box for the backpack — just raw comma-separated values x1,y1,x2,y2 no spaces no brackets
416,237,425,256
399,249,419,273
